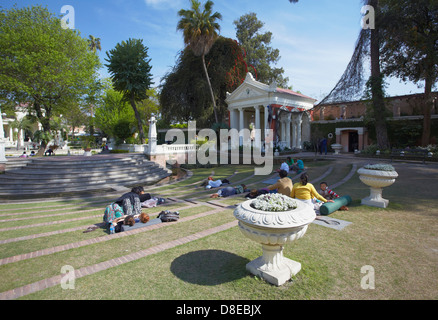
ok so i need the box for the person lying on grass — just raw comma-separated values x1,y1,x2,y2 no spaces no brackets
201,177,231,189
210,184,248,198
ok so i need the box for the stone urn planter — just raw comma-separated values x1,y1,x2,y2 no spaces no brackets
331,143,343,155
357,164,398,208
234,194,316,286
83,148,92,157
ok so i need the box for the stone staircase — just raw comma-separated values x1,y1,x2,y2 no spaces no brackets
0,154,171,199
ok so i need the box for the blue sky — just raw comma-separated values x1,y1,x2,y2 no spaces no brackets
5,0,424,101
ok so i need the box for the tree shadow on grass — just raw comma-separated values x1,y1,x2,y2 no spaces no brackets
170,250,250,286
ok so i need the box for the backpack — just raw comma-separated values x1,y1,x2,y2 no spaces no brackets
157,210,180,222
103,203,124,224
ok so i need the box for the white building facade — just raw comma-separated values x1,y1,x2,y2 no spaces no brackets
225,73,316,150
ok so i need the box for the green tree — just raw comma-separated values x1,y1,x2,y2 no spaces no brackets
177,0,222,123
160,37,247,127
0,5,101,155
94,84,135,138
105,38,153,144
234,12,289,88
368,0,390,149
380,0,438,146
88,35,102,53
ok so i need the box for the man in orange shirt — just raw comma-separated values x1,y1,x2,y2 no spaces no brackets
267,170,293,197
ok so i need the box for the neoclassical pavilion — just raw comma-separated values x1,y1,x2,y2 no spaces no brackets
226,73,317,150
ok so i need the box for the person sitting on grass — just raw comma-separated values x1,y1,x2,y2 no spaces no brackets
319,182,349,211
290,158,304,174
210,184,248,198
267,170,293,197
276,161,290,174
114,186,145,216
286,157,295,171
291,173,334,212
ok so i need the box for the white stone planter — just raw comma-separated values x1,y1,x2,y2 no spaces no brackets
332,143,342,155
234,199,316,286
357,167,398,208
83,150,92,157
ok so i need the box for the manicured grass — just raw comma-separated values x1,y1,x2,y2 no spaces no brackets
1,158,437,300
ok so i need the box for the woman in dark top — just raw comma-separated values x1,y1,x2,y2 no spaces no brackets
115,186,147,216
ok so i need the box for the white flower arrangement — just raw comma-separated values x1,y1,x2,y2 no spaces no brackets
251,194,298,212
363,164,395,171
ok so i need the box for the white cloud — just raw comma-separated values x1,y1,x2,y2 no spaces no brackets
144,0,183,10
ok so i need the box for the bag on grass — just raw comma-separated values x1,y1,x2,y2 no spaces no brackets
157,210,180,222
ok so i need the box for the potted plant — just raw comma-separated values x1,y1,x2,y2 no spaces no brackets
234,194,316,286
81,136,94,156
357,163,398,208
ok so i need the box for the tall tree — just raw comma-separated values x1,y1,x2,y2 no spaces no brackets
88,35,102,53
234,12,289,87
0,5,101,155
160,37,248,127
368,0,390,149
177,0,222,123
380,0,438,146
290,0,390,149
105,38,153,144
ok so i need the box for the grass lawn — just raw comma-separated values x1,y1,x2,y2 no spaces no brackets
0,157,437,300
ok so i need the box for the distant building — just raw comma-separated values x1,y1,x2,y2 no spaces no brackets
312,92,438,152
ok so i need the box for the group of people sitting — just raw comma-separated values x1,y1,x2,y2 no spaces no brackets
246,170,348,214
103,186,162,232
278,157,305,174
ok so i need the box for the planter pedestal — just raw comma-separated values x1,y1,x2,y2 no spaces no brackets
234,200,315,286
246,244,302,286
361,187,389,208
357,167,398,209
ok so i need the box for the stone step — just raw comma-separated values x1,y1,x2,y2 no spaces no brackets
0,154,171,199
0,168,169,187
5,163,157,176
0,172,169,193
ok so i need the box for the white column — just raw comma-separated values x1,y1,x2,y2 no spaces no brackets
291,115,297,149
296,113,303,149
229,109,237,130
286,114,291,149
254,106,261,149
239,107,244,146
9,127,13,142
0,108,7,163
279,119,284,143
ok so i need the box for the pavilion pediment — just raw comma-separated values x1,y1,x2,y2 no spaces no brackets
228,83,268,102
226,73,316,111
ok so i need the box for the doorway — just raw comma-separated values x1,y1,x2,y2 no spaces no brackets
349,131,359,152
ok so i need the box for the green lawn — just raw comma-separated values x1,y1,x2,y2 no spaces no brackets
0,158,437,300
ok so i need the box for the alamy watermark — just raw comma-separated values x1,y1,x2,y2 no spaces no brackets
361,5,375,30
60,5,75,30
60,265,75,290
361,265,375,290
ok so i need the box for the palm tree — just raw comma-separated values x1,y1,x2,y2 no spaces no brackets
88,35,101,53
177,0,222,123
